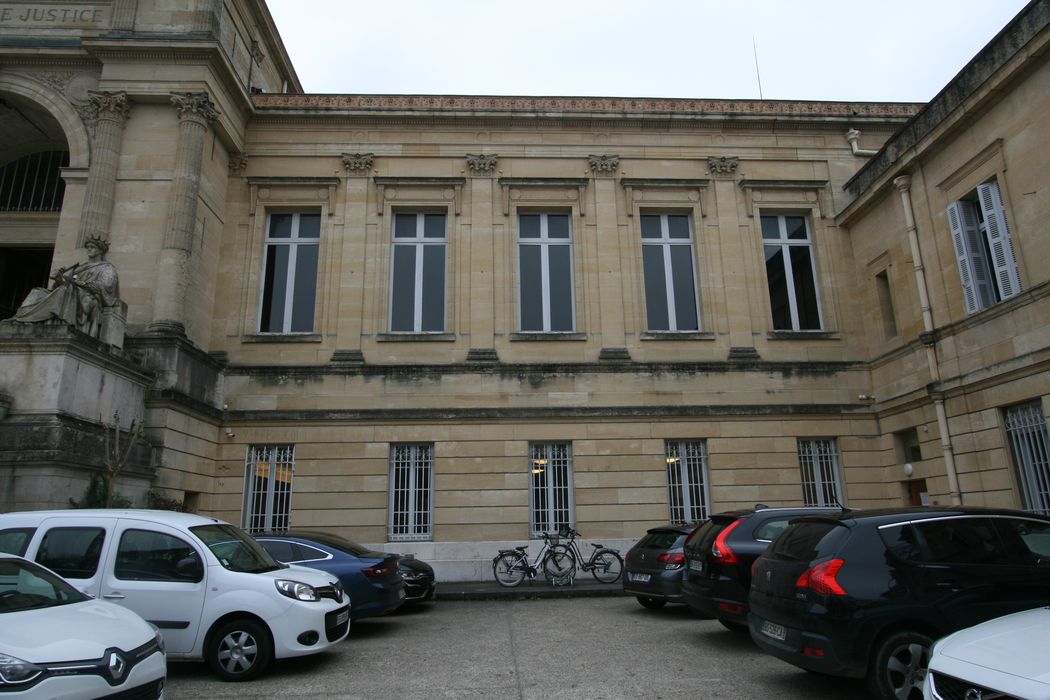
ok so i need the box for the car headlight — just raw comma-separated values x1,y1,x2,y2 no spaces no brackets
0,652,43,685
276,579,320,602
149,623,165,654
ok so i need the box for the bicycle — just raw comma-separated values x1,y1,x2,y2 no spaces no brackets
549,527,624,583
491,531,576,587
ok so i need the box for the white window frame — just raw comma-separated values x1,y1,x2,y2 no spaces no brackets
947,179,1022,314
529,442,574,536
761,214,824,331
389,212,448,333
665,440,710,523
641,213,701,332
1004,402,1050,516
517,212,576,332
258,212,320,334
798,438,844,507
389,443,434,541
242,445,295,534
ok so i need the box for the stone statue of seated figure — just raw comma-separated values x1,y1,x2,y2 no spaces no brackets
3,236,124,346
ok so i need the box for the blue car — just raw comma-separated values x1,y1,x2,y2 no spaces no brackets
255,531,406,620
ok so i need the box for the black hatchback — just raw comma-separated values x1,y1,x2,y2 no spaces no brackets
681,505,841,631
623,523,697,609
748,506,1050,700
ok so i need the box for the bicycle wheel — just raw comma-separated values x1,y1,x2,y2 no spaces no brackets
542,545,576,581
590,549,624,583
493,553,527,587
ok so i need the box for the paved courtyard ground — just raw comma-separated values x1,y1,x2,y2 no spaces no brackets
164,597,866,699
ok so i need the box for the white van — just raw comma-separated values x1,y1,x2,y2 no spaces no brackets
0,509,351,681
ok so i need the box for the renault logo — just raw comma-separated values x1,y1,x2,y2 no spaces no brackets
106,651,127,682
964,690,983,700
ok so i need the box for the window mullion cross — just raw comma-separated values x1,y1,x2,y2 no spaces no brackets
413,215,425,332
660,216,679,331
540,216,552,331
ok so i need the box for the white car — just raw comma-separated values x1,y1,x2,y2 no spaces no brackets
924,606,1050,700
0,554,166,698
0,510,350,681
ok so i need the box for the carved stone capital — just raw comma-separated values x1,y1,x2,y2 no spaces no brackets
893,174,912,192
228,152,248,176
170,92,220,124
588,154,620,175
466,153,498,174
88,91,131,124
342,152,374,173
707,156,739,177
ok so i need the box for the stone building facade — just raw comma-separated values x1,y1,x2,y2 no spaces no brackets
1,0,1047,579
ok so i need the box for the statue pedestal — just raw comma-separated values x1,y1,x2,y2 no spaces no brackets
0,324,153,510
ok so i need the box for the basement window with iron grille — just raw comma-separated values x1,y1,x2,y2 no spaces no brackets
389,444,434,541
242,445,294,534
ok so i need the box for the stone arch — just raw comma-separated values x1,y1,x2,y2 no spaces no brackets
0,72,91,169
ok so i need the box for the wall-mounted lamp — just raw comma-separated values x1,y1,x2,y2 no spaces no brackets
224,428,236,439
903,462,914,477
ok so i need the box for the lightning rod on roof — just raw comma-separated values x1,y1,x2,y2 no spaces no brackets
753,36,764,100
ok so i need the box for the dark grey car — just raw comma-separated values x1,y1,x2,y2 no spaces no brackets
622,523,698,609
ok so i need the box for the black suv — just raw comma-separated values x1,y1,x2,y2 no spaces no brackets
681,505,842,631
748,506,1050,700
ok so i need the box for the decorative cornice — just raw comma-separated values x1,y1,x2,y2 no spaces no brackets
342,152,374,173
588,154,620,174
170,91,220,124
466,153,498,174
707,156,739,177
252,94,923,120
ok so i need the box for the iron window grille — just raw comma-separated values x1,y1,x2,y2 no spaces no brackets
641,214,700,332
389,443,434,541
1005,402,1050,515
529,442,574,536
798,438,844,507
0,150,68,212
390,213,447,333
665,440,710,523
242,445,294,534
259,212,320,333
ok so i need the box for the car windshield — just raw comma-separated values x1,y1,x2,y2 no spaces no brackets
0,559,87,613
190,524,284,573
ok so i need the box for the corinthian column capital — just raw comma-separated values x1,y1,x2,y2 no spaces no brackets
88,91,131,124
170,92,220,124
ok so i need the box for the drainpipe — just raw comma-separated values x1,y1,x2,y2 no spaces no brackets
894,175,962,505
846,129,878,157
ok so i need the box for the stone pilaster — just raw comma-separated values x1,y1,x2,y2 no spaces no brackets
77,91,130,247
149,92,219,336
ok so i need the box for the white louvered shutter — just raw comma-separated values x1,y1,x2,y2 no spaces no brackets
947,200,991,313
977,180,1022,301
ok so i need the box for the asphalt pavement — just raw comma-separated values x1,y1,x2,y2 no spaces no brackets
164,584,867,699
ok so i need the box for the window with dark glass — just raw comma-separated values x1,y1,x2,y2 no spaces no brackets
390,212,447,332
762,214,822,331
518,213,574,332
641,214,699,332
259,212,320,333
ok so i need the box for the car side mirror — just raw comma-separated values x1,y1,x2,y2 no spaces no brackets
175,555,203,580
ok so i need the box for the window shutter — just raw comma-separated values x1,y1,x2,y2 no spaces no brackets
977,180,1022,300
947,201,987,314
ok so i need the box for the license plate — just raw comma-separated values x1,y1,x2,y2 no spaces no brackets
336,609,349,626
628,572,651,583
688,559,704,572
760,620,787,641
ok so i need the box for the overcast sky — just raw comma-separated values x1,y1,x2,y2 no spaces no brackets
264,1,1030,103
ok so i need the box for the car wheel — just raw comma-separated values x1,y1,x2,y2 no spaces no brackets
636,596,666,610
206,618,273,682
867,630,932,700
718,618,749,634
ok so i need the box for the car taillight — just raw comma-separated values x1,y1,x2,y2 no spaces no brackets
711,519,742,564
658,553,685,570
362,563,394,578
795,558,847,596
